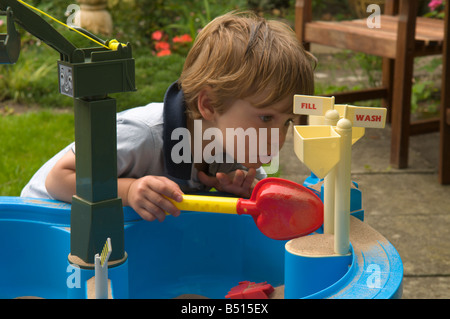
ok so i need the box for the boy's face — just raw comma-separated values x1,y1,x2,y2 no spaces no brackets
210,92,295,170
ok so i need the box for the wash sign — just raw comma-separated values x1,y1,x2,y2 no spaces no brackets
353,107,386,128
294,95,387,129
334,104,387,129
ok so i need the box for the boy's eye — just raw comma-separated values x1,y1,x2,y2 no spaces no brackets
259,115,273,122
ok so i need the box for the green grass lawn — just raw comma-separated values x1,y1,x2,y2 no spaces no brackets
0,111,75,196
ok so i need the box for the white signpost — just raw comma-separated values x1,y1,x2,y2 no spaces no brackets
293,95,387,255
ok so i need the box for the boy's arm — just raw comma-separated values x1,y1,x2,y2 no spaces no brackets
45,150,77,203
45,151,183,222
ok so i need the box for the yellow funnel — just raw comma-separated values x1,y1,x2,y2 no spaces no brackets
294,125,341,179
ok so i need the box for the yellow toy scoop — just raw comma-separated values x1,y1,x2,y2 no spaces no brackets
169,177,324,240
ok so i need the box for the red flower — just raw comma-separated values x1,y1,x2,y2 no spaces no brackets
173,34,193,43
428,0,443,11
152,30,163,41
157,49,171,57
155,41,170,51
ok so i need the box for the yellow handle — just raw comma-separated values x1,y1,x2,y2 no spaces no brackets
169,195,239,214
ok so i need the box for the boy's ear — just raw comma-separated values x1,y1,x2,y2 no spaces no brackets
197,87,215,121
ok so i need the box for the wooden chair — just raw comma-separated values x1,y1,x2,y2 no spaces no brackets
295,0,449,184
440,1,450,184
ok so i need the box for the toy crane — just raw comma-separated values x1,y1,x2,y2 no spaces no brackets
0,0,135,267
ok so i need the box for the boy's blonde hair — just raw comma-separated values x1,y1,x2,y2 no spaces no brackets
179,11,316,119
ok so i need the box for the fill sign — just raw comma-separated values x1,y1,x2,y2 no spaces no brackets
294,95,334,116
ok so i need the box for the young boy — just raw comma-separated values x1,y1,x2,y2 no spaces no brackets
21,12,315,222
